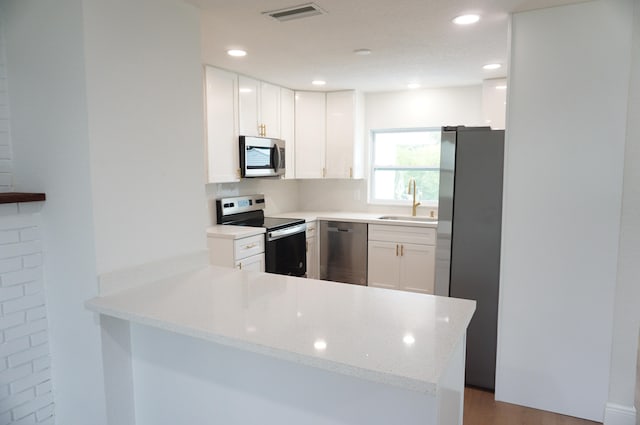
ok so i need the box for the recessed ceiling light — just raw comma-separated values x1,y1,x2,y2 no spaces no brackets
452,14,480,25
495,85,507,90
483,63,501,70
407,83,421,89
239,87,253,93
312,80,326,86
227,49,247,57
354,48,372,56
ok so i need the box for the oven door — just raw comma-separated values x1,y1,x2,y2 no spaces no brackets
265,223,306,277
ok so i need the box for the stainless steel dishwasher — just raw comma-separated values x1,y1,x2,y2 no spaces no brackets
319,221,367,285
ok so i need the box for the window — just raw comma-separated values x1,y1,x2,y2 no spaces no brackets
370,129,441,205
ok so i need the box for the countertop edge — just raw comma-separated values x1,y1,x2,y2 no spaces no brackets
206,225,266,239
273,211,438,228
85,297,438,394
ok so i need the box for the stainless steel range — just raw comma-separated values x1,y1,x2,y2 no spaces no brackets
216,194,307,277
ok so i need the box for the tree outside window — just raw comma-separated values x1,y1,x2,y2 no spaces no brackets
370,129,441,204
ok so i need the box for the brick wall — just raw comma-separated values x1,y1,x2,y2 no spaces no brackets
0,203,54,424
0,16,13,192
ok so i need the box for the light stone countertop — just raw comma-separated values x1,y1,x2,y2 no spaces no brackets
206,211,437,240
86,265,475,394
272,211,438,227
206,224,266,239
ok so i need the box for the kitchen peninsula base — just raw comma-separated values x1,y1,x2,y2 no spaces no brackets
87,265,474,425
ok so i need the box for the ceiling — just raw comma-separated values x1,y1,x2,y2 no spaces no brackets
186,0,586,93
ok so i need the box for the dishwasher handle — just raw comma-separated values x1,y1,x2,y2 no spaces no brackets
327,226,353,233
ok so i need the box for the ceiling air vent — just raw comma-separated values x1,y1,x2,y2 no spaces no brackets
263,3,326,22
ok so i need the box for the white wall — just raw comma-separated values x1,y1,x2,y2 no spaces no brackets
3,0,206,423
365,86,484,130
82,0,206,274
0,16,12,191
496,0,633,421
607,0,640,421
2,0,108,423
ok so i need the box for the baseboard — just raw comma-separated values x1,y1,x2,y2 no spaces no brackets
604,403,636,425
98,250,209,295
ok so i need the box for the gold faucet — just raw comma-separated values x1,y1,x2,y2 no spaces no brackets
408,178,421,216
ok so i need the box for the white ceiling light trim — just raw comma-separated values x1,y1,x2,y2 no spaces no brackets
227,49,247,57
312,80,327,86
452,14,480,25
407,83,421,89
483,63,501,70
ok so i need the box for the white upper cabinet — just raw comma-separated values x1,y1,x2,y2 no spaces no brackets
204,66,361,183
280,87,295,179
325,91,364,179
295,91,326,179
295,90,364,180
238,76,281,138
238,76,260,137
204,66,240,183
260,82,281,138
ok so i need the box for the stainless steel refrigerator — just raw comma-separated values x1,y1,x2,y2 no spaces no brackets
434,126,504,391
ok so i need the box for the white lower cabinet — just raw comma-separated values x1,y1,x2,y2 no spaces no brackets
234,253,265,272
208,233,265,272
306,221,319,279
367,225,435,294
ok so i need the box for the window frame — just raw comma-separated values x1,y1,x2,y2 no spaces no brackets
368,127,441,207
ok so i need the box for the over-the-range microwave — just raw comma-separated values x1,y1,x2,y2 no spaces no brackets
239,136,286,178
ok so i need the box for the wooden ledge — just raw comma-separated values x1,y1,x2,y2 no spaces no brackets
0,192,46,204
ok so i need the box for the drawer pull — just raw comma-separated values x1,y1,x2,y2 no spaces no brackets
400,244,404,256
243,243,257,249
396,244,399,256
238,262,242,270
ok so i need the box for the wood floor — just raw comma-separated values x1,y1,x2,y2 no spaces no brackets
464,387,602,425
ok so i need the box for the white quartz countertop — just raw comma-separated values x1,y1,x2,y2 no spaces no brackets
86,265,475,394
206,224,265,239
273,211,438,227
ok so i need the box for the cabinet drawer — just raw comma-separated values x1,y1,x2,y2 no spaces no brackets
234,234,265,260
368,224,436,245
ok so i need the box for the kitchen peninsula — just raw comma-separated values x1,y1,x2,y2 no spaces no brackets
87,265,474,425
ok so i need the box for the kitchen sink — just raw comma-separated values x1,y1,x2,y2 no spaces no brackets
378,215,438,223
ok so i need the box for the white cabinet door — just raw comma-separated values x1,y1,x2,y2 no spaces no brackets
260,82,281,138
280,87,295,179
325,91,355,179
205,66,239,183
295,91,326,179
367,241,400,290
235,253,265,272
238,76,260,137
399,243,435,294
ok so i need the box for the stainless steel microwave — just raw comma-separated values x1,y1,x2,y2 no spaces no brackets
239,136,285,178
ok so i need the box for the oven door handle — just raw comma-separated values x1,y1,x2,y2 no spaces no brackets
267,223,307,241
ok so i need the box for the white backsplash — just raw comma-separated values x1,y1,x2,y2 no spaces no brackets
205,178,300,225
297,179,437,217
206,178,437,224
